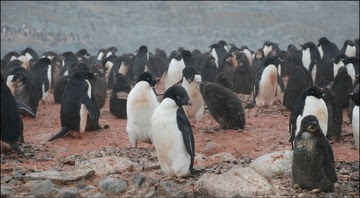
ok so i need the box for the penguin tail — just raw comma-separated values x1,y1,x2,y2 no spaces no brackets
48,127,70,142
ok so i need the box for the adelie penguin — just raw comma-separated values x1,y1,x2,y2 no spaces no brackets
262,41,279,58
332,66,353,108
20,47,39,70
301,42,321,83
163,50,185,90
1,74,28,156
132,45,150,84
151,85,196,178
181,67,204,123
60,51,79,76
200,82,245,130
283,66,313,110
209,43,227,68
29,57,52,104
292,115,337,192
343,56,359,86
289,86,328,147
254,56,283,107
126,72,159,147
332,53,347,79
110,73,131,119
48,71,96,141
341,39,356,57
348,90,359,151
317,37,339,60
201,55,217,82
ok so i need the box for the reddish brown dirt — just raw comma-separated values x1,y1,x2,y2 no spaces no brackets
2,79,358,171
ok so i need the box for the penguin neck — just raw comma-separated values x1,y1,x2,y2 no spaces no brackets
135,81,152,91
160,98,178,110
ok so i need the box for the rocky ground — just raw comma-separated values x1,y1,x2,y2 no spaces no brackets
1,78,359,197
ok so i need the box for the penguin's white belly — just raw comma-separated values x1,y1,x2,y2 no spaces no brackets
295,96,328,137
126,83,159,145
352,106,359,151
345,45,356,57
311,64,317,83
346,63,356,86
164,59,185,90
318,46,324,59
210,48,219,68
182,80,204,122
256,65,278,106
41,83,48,102
263,45,272,57
333,62,344,78
80,80,92,133
151,107,191,177
302,48,311,71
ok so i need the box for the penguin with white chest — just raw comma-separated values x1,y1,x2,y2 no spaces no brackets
289,86,328,147
181,67,204,123
151,85,196,178
348,90,359,151
254,56,282,107
126,72,159,147
29,57,52,104
341,40,356,57
48,71,96,141
301,42,321,83
163,50,185,90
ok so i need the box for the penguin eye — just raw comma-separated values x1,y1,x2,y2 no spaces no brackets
176,96,180,100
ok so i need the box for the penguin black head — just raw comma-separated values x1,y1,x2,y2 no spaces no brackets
348,90,359,106
21,47,38,58
182,67,200,83
333,53,347,64
317,37,331,47
138,45,148,54
218,40,227,47
76,49,91,57
37,57,51,65
164,85,192,106
263,41,278,47
169,50,182,61
287,44,298,51
263,56,279,67
137,72,158,87
209,43,222,50
181,50,192,59
300,115,320,133
344,40,355,47
73,70,94,81
300,42,317,50
303,86,324,99
69,62,90,75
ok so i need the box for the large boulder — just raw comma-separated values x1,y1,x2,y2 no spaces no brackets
197,166,273,197
23,169,95,184
250,150,293,179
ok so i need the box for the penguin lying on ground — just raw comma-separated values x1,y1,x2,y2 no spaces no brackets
200,82,245,130
48,71,96,141
292,115,337,192
151,85,196,178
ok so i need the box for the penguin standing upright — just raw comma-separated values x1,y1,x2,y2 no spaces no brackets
239,46,253,66
348,90,359,151
200,82,245,129
262,41,279,57
341,40,356,57
48,71,96,141
181,67,204,123
317,37,339,59
151,85,196,178
20,47,39,70
110,73,131,119
251,49,265,81
182,50,197,69
254,56,281,107
284,44,302,76
292,115,337,192
343,56,359,86
132,45,150,84
283,66,313,110
164,51,185,90
332,54,347,79
209,43,227,69
289,86,328,147
301,42,321,83
126,72,159,147
1,75,25,156
29,57,52,104
201,56,217,82
61,51,79,76
233,52,253,94
332,66,353,108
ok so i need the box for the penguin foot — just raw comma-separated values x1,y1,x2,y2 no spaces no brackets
9,142,26,158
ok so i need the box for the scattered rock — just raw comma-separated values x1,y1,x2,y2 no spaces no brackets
8,179,21,185
155,180,193,197
209,152,237,163
144,161,160,171
77,156,135,175
1,175,12,183
131,172,146,188
23,169,95,184
202,142,224,155
0,184,14,198
99,177,128,196
58,187,80,198
28,180,59,197
197,166,273,197
250,150,293,178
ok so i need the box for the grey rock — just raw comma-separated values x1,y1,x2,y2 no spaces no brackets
197,166,273,197
1,175,12,183
99,177,128,196
250,150,293,179
131,173,146,188
23,169,95,184
77,156,136,175
155,180,193,197
8,179,21,185
1,184,14,198
59,188,80,198
144,161,161,171
28,180,59,197
209,152,237,163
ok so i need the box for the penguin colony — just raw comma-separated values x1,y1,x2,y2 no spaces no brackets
1,37,359,192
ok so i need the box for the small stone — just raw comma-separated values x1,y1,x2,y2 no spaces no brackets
293,184,300,189
1,175,12,183
350,173,359,181
145,187,156,198
59,188,80,198
144,162,160,171
29,180,59,197
1,184,14,198
209,152,237,163
8,179,21,185
325,192,336,198
23,168,95,184
311,188,321,193
131,173,146,188
99,177,128,196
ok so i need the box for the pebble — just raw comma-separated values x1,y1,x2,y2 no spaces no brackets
8,179,21,185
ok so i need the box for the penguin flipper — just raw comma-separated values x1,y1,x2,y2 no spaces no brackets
176,107,196,173
48,127,70,141
81,95,96,121
9,142,25,157
16,100,36,117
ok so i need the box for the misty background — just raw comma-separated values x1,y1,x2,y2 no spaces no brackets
1,1,359,57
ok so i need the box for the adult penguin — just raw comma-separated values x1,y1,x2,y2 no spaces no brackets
254,56,282,107
151,85,196,178
343,56,359,86
332,53,347,79
301,42,321,83
1,75,26,156
29,57,52,104
200,82,245,130
284,44,302,76
126,72,159,147
332,66,353,108
164,50,185,90
110,73,131,119
292,115,337,192
61,51,79,76
209,43,227,69
181,67,204,123
132,45,150,84
20,47,39,70
262,41,279,57
348,90,359,151
317,37,339,60
289,86,328,147
48,71,96,141
283,66,313,110
251,49,265,79
340,40,356,57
